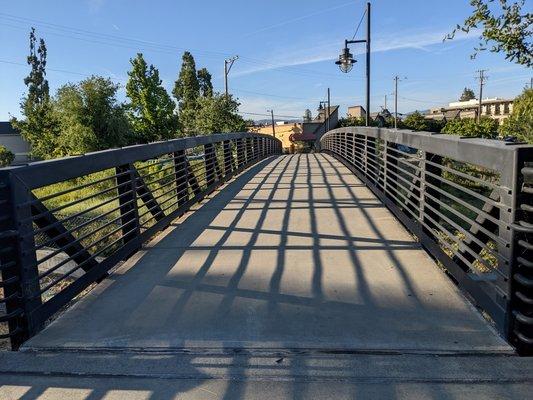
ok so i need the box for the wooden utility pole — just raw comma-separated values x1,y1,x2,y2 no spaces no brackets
327,88,331,132
269,109,275,138
224,56,239,98
394,76,399,129
476,69,488,123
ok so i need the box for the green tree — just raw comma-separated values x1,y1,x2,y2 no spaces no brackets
197,68,213,98
446,0,532,67
402,111,445,132
11,28,59,159
173,51,200,134
460,87,476,101
500,87,533,143
0,146,15,167
194,94,246,134
126,53,178,143
338,116,369,127
54,76,131,155
442,117,499,138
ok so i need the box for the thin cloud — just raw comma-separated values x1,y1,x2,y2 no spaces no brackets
242,1,355,38
234,28,478,77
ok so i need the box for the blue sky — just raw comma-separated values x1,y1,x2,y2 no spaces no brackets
0,0,531,121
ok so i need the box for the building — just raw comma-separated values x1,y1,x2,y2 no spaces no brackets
347,105,366,119
291,105,339,148
254,123,302,153
427,98,514,124
0,121,30,165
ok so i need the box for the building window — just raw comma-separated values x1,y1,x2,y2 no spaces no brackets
503,103,510,114
495,104,501,115
484,105,490,115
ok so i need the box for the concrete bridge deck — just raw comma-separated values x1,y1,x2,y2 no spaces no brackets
23,154,510,354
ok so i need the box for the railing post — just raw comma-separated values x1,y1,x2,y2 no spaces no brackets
223,140,233,177
420,152,442,236
116,164,141,245
173,150,188,207
246,138,253,164
0,171,42,348
204,143,216,187
237,138,246,168
508,147,533,355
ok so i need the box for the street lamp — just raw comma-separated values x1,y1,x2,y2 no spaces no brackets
335,2,371,126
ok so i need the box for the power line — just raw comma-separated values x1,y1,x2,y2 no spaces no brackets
351,8,367,40
0,13,341,80
238,111,301,119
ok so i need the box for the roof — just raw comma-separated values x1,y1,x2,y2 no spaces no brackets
0,121,18,135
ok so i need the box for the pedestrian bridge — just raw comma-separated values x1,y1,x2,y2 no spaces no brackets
0,129,532,397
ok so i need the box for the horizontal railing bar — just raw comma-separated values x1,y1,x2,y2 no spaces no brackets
7,133,277,189
324,127,525,171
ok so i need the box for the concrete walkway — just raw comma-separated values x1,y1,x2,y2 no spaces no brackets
23,154,510,354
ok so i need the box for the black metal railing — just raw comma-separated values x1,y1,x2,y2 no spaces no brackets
0,132,281,349
320,127,533,355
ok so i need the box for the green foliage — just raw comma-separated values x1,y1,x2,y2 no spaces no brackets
459,87,476,101
0,146,15,167
441,117,499,138
194,94,246,134
11,28,60,159
53,76,131,155
447,0,532,67
173,51,200,134
338,116,370,127
197,68,213,98
126,53,178,143
303,109,312,122
499,87,533,143
402,111,445,132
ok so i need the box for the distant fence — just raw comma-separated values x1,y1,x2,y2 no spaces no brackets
0,133,281,349
320,127,533,355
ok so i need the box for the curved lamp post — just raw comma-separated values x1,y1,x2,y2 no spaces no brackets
335,2,371,126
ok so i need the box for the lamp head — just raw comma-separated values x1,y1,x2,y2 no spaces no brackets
335,47,356,73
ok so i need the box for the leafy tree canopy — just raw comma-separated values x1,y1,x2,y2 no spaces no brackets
441,116,499,138
11,28,59,159
126,53,178,143
173,51,201,134
54,76,131,155
460,87,477,101
402,111,445,132
303,109,312,122
446,0,532,67
499,87,533,143
197,68,213,98
194,94,246,134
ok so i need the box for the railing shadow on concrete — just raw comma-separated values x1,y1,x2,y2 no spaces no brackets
0,133,282,349
320,126,533,355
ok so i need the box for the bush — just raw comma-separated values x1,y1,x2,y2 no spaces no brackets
0,146,15,167
442,117,498,139
402,111,444,132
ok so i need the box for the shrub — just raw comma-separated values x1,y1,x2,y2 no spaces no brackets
0,146,15,167
442,117,499,139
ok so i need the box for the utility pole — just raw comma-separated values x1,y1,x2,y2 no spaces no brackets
327,88,331,132
476,69,488,123
384,94,387,110
224,55,239,98
268,109,275,138
366,1,371,127
394,76,399,129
